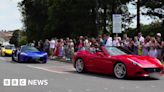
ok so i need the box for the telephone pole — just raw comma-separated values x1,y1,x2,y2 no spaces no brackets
136,0,141,33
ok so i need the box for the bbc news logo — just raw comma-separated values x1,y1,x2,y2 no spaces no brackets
3,79,48,86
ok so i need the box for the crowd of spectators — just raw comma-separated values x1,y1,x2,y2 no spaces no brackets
31,32,164,62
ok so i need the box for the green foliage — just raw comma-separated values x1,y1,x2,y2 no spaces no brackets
9,30,19,47
18,31,27,46
127,0,164,38
140,0,164,19
10,30,27,47
18,0,48,41
19,0,132,41
127,21,163,38
45,0,98,38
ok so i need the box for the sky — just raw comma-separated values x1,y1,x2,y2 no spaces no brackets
0,0,22,31
127,2,156,28
0,0,158,31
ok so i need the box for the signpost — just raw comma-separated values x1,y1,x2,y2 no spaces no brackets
112,14,122,34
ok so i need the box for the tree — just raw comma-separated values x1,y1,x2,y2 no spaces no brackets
45,0,99,38
139,0,163,36
138,0,164,27
94,0,133,34
9,30,20,47
127,21,164,38
19,0,132,40
140,0,164,19
18,0,49,42
18,31,27,46
10,30,27,47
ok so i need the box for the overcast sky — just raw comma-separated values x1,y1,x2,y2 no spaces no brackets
0,0,22,31
0,0,156,31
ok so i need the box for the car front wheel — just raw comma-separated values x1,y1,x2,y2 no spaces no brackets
114,62,127,79
17,55,21,63
75,59,85,73
41,60,47,64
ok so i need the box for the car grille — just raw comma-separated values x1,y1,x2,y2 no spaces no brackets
39,57,45,61
143,68,161,73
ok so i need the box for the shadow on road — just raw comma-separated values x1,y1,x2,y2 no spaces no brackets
5,58,162,81
66,71,160,81
6,60,44,65
67,71,116,79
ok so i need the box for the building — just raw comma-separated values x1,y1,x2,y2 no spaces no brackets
0,31,13,46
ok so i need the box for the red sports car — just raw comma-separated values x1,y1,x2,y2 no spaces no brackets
73,46,164,79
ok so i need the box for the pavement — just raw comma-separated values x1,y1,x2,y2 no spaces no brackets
0,56,164,92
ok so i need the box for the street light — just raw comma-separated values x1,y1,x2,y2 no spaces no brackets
135,0,141,33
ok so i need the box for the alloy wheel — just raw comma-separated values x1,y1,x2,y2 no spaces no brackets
114,63,126,79
75,59,84,73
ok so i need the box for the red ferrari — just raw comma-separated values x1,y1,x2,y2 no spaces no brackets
73,46,164,79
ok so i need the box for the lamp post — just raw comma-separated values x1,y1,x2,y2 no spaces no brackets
136,0,141,33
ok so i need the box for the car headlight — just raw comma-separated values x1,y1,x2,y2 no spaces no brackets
2,49,5,52
43,53,48,56
21,53,28,56
128,58,142,67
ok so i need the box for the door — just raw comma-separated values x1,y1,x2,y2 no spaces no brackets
84,53,98,72
91,52,113,74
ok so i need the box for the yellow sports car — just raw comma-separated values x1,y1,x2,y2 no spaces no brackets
1,45,15,56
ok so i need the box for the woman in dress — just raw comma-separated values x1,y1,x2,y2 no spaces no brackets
148,37,158,58
133,36,140,55
142,36,150,56
59,39,65,58
55,39,60,57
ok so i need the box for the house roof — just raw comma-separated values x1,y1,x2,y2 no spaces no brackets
0,31,13,42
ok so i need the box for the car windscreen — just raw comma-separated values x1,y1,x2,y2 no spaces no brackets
5,45,15,49
21,46,39,52
105,47,132,56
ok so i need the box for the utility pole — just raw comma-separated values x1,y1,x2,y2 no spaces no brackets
136,0,141,33
96,0,100,35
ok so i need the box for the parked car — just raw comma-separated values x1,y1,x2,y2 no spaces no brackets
12,45,48,63
73,46,164,79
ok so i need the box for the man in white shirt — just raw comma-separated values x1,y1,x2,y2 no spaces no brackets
138,32,145,43
112,37,120,46
105,35,113,46
49,38,56,59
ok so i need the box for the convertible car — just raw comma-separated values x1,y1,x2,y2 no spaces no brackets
1,45,15,56
12,45,48,63
73,46,164,79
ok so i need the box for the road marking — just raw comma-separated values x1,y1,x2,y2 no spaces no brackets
104,88,108,90
151,85,156,88
135,86,139,88
67,89,73,92
120,87,125,89
64,78,69,80
27,65,68,74
41,65,74,69
79,77,83,80
85,88,91,91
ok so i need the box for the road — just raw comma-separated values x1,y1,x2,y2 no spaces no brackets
0,57,164,92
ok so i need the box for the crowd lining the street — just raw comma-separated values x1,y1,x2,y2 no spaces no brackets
31,32,164,62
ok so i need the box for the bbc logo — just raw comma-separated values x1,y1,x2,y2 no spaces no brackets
3,79,27,86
